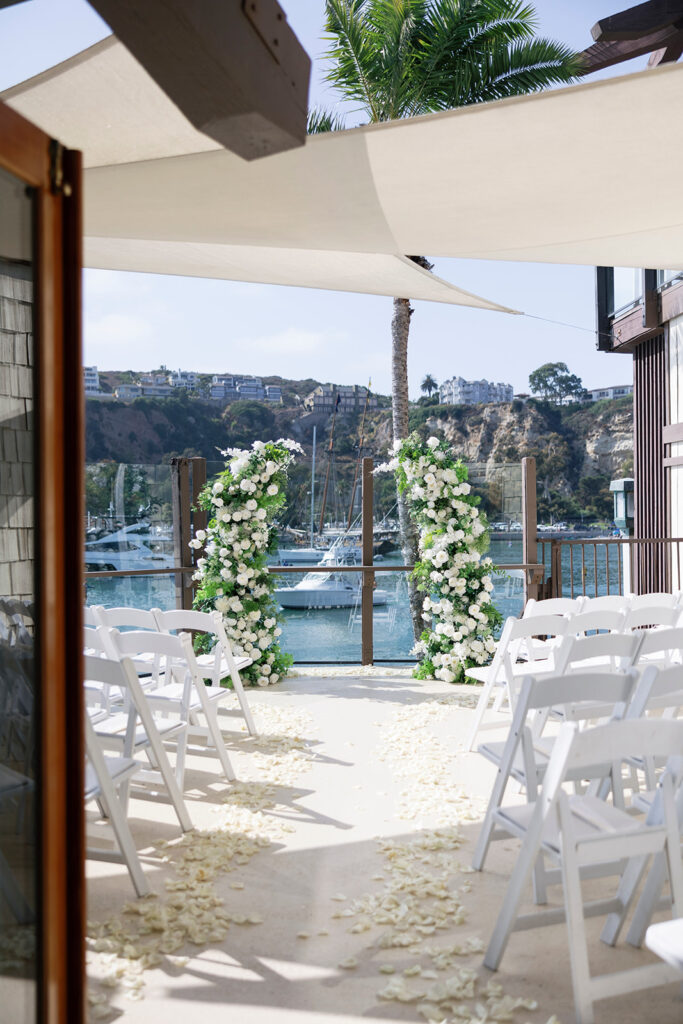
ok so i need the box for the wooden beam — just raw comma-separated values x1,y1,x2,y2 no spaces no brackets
579,25,681,71
591,1,683,41
648,30,683,62
86,0,311,160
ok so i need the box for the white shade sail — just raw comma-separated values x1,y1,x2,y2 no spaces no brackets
4,35,682,297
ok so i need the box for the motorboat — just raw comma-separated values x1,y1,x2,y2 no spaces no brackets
84,523,174,572
274,571,388,610
276,546,330,564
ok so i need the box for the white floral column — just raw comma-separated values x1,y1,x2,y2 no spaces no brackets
378,434,501,683
190,439,302,686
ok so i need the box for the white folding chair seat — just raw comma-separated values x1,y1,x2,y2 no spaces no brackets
483,719,683,1024
110,629,237,784
645,919,683,974
466,614,569,751
154,607,257,737
84,714,150,898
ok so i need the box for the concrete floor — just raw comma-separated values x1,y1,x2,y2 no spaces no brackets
85,669,682,1024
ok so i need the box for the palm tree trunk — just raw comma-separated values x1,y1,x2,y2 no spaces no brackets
391,295,423,644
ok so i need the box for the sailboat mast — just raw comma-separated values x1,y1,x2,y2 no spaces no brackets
347,383,371,529
318,393,339,534
310,425,316,549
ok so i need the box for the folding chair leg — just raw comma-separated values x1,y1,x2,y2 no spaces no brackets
532,850,549,905
627,778,683,948
205,704,237,782
560,799,595,1024
144,730,192,832
601,853,650,947
230,670,257,737
467,680,495,751
97,788,150,898
174,731,188,791
484,818,543,970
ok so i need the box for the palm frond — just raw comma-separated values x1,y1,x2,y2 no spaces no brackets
307,107,348,134
324,0,385,120
322,0,581,122
460,38,584,105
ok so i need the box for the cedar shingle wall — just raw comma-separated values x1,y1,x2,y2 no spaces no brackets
0,263,33,602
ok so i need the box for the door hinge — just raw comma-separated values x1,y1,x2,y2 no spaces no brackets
49,139,72,196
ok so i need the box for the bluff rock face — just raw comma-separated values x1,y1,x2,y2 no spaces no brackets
419,399,633,483
86,393,634,515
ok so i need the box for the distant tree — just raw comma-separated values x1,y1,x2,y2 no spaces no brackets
529,362,585,405
421,374,438,397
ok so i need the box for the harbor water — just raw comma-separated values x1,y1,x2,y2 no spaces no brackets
86,537,528,664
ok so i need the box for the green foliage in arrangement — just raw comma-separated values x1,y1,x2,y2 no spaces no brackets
191,439,302,687
380,433,502,683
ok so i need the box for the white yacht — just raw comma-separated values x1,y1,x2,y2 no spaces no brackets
274,571,388,610
84,524,174,572
276,546,330,564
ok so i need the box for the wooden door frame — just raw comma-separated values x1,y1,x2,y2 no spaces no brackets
0,101,85,1024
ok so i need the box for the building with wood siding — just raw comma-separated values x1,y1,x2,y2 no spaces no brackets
597,268,683,589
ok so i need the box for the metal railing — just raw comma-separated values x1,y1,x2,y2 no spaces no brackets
84,456,543,666
538,536,683,598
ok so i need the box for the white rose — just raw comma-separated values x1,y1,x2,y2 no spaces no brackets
267,484,278,496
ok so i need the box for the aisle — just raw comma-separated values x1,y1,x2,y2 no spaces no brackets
85,670,680,1024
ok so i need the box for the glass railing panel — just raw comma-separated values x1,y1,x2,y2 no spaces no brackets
85,462,175,573
85,572,176,611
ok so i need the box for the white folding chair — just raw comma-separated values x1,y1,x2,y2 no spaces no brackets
623,605,681,632
558,630,642,676
566,609,626,636
601,764,683,952
154,608,257,736
524,597,585,618
84,651,192,830
111,629,237,785
483,719,683,1024
634,626,683,669
579,595,631,613
84,713,150,898
92,605,163,678
473,670,641,886
630,592,679,611
466,614,569,751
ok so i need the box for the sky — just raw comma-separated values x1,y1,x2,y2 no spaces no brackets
0,0,649,397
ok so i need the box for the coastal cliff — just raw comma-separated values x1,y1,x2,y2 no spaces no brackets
86,390,633,522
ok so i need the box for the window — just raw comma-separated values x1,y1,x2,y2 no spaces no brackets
609,267,642,315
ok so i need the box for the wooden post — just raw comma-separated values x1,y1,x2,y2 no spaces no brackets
361,457,374,666
190,457,207,604
521,456,538,605
171,457,192,609
550,540,563,598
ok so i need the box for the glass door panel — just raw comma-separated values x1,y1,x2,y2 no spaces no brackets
0,164,37,1024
